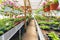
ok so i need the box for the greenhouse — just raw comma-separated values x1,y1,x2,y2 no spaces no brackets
0,0,60,40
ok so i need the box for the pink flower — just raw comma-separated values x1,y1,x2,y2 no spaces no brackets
2,2,7,5
57,5,60,10
16,15,21,18
8,1,13,5
42,1,47,6
13,15,16,18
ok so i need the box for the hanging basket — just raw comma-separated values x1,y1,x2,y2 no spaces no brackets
44,7,50,12
50,3,59,10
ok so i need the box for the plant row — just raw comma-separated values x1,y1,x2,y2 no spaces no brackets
35,15,60,40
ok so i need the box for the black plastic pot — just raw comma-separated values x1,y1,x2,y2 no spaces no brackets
50,24,59,30
51,27,58,30
48,36,52,40
45,34,52,40
0,31,4,36
4,30,7,33
44,29,50,31
38,24,41,25
51,24,59,27
54,27,60,32
45,24,50,26
59,35,60,38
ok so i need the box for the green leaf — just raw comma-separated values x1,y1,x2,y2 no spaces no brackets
53,0,58,3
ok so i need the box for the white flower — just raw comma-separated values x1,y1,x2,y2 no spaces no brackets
6,22,9,26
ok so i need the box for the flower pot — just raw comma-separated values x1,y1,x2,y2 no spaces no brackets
50,3,59,10
43,8,46,12
44,29,50,31
59,35,60,38
48,35,52,40
0,31,4,36
55,27,60,31
44,7,50,12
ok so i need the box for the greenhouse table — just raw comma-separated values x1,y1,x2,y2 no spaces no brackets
0,21,24,40
34,19,45,40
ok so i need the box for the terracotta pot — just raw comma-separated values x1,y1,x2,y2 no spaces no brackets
44,7,50,12
44,8,46,12
27,6,31,9
50,3,59,10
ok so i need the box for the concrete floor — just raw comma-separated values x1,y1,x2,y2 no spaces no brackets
22,20,38,40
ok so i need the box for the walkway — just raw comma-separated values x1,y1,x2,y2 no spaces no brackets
22,20,38,40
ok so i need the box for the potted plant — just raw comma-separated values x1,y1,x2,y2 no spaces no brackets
40,25,50,30
14,18,24,25
48,32,60,40
0,31,4,36
0,18,15,33
50,0,59,10
52,22,59,27
53,25,60,31
38,21,47,25
43,2,50,12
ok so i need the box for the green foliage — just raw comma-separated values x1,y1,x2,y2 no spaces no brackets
26,13,32,19
53,0,58,3
0,31,4,35
0,18,14,31
51,22,59,25
44,2,51,8
40,25,50,30
47,1,52,6
35,15,41,20
0,18,24,35
48,32,60,40
53,28,58,30
14,18,23,22
38,21,59,25
35,7,43,14
18,8,23,12
38,21,47,24
35,15,47,21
